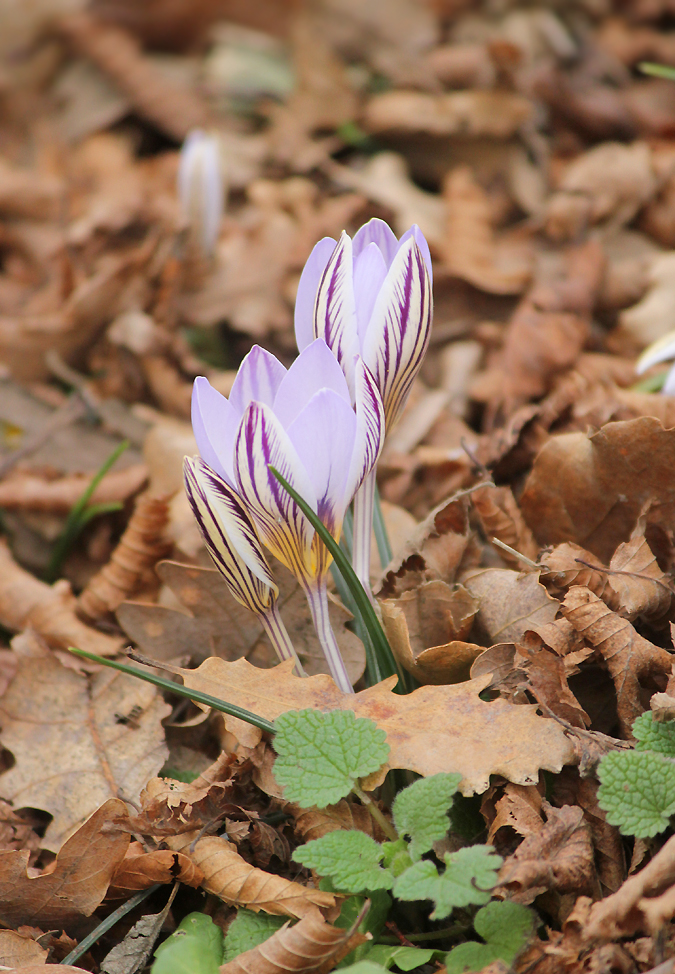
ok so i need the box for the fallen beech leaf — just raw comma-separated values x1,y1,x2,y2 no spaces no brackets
118,560,364,680
487,783,544,845
520,417,675,562
0,799,130,928
0,463,147,512
442,167,533,295
0,929,48,967
496,803,596,904
107,845,203,899
561,587,672,736
363,90,533,139
461,569,559,645
619,252,675,347
608,534,674,624
165,831,334,919
540,542,617,607
470,485,539,568
219,907,366,974
0,639,169,852
283,799,381,843
519,640,590,728
0,540,122,656
169,657,574,795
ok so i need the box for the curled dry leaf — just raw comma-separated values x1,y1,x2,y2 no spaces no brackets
442,166,533,295
486,783,544,845
381,580,483,684
118,560,365,680
496,803,596,904
608,534,674,625
107,843,203,899
363,89,533,138
619,252,675,347
219,908,367,974
164,832,335,919
540,542,618,606
0,540,123,656
169,657,574,795
77,492,171,621
0,463,147,512
0,636,169,852
471,484,539,568
520,416,675,562
0,930,48,967
461,569,559,645
561,587,672,737
0,799,130,929
519,638,591,728
283,799,381,843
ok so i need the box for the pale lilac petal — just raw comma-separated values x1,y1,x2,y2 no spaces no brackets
272,339,351,428
663,363,675,395
362,236,433,430
286,389,356,537
294,237,337,351
344,359,385,502
234,401,317,580
352,218,399,266
398,224,433,284
228,345,287,417
353,243,388,346
184,456,276,613
191,376,238,484
313,231,360,396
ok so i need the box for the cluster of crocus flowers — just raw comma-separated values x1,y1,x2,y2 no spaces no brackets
184,218,433,692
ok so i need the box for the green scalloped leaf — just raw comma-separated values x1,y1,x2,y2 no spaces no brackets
222,909,286,963
634,713,675,757
293,831,393,893
153,913,223,974
393,846,501,920
445,901,535,973
597,749,675,838
392,773,461,861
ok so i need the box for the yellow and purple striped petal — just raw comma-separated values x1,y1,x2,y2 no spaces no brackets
345,358,385,502
313,231,360,396
361,235,432,430
234,401,318,580
294,236,337,351
184,456,277,614
191,377,239,485
228,345,287,417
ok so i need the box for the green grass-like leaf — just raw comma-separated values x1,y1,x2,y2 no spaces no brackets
392,773,462,862
273,708,390,807
597,749,675,837
445,901,534,974
640,62,675,81
153,912,223,974
294,831,393,893
394,846,502,920
222,909,286,963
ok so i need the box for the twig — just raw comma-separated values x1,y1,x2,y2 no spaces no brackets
574,558,674,595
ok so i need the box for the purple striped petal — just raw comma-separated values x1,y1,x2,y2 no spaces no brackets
313,231,360,396
294,237,336,351
361,236,433,431
352,218,399,266
228,345,287,418
191,376,238,485
184,456,276,613
398,224,433,285
353,243,388,346
286,388,356,539
234,401,317,580
272,339,351,428
344,358,385,502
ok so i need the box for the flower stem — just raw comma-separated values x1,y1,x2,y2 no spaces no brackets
303,577,354,694
352,781,398,841
352,469,377,603
260,602,306,677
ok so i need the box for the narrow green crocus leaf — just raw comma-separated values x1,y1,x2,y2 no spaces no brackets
67,647,275,734
640,62,675,81
268,465,403,688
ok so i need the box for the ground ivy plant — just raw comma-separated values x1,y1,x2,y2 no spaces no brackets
598,711,675,838
152,708,534,974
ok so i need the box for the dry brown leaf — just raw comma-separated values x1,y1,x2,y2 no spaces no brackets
486,783,544,845
0,636,169,852
0,159,63,221
0,463,147,513
219,908,366,974
168,656,574,795
107,843,203,899
0,929,48,968
442,167,533,295
363,89,533,139
461,569,559,645
539,542,617,606
118,560,365,681
608,533,674,624
496,803,596,904
561,586,672,736
283,799,381,844
0,541,123,656
619,252,675,347
471,484,539,567
0,799,129,929
519,639,590,728
520,416,675,562
77,492,170,621
165,831,334,919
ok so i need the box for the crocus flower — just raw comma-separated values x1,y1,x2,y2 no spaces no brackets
184,456,304,675
190,338,385,693
635,329,675,394
177,130,224,258
294,218,433,593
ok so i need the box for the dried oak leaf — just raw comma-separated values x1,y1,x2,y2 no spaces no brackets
0,641,169,852
519,416,675,563
118,560,364,681
0,930,48,968
381,580,482,684
0,799,129,929
540,542,618,606
220,908,366,974
107,842,203,899
486,783,544,845
170,658,574,796
471,485,539,568
496,803,596,904
164,831,334,919
608,533,674,625
561,587,672,736
363,90,533,139
461,569,559,645
519,640,590,729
